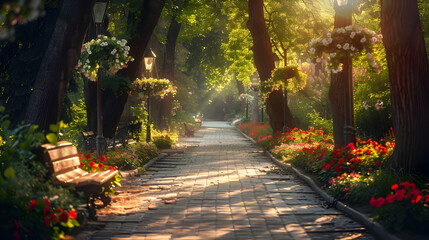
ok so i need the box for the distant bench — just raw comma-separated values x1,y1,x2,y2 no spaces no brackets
37,141,119,218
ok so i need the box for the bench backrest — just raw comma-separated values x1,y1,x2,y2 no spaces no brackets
39,141,81,176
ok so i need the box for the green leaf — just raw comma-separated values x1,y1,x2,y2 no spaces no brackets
49,124,59,132
4,167,15,179
0,106,5,112
46,133,58,144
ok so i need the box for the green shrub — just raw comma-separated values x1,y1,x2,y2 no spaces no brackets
0,110,82,239
152,135,173,149
131,142,159,165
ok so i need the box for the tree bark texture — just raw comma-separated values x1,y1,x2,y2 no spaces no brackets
329,3,353,147
247,0,295,132
154,15,182,130
97,0,164,137
381,0,429,174
0,8,59,125
24,0,96,132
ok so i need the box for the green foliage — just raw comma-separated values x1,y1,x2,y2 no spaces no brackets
59,99,87,149
307,112,333,135
354,68,392,139
0,110,82,239
261,66,307,98
152,135,174,149
131,142,159,166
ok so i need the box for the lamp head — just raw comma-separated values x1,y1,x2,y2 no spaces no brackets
93,0,109,24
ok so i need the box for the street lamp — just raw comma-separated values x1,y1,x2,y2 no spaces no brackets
92,0,109,157
144,49,157,142
144,48,157,78
93,0,109,37
335,0,356,147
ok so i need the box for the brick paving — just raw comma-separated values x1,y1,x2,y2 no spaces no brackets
76,121,375,240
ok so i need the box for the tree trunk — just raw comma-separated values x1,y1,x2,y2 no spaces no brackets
381,0,429,174
0,7,60,125
96,0,164,137
247,0,295,132
236,79,245,107
156,15,182,130
24,0,96,132
329,2,353,147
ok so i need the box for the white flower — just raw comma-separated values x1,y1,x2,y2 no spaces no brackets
306,58,312,63
371,62,378,68
327,37,333,44
100,42,108,47
87,50,92,55
322,39,329,46
350,46,356,51
366,53,373,59
363,101,369,110
360,37,367,43
345,25,352,31
330,52,336,58
111,49,117,55
327,33,331,38
372,37,378,43
316,58,322,63
343,43,350,50
350,32,356,39
112,37,116,40
337,44,342,49
86,59,90,63
310,48,316,54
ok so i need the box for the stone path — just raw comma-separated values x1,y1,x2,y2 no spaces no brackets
76,121,375,240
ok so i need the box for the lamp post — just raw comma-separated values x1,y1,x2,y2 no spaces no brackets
93,0,109,157
335,0,356,147
144,49,157,142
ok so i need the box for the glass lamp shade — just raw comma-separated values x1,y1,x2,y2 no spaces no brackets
336,0,348,6
144,49,157,72
93,2,108,24
144,57,155,72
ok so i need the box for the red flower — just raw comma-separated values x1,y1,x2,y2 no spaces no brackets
29,200,37,210
396,189,406,201
44,216,50,227
338,158,344,164
85,153,92,159
385,194,395,204
99,156,106,162
374,161,382,167
89,162,96,167
69,209,77,219
391,184,399,191
59,211,69,223
424,194,429,202
50,213,58,223
411,195,422,204
98,163,104,169
370,197,385,208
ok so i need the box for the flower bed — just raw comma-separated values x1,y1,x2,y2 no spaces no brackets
237,121,429,232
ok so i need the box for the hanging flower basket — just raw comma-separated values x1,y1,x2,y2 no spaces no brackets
307,25,382,73
77,35,134,81
131,78,176,99
260,66,307,99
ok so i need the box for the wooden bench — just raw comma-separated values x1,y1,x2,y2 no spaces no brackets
37,141,119,218
183,123,195,137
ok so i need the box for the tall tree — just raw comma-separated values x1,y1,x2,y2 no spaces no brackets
381,0,429,174
247,0,279,130
24,0,96,132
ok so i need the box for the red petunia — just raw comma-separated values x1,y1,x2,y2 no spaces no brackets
385,194,395,204
369,197,385,208
391,184,399,191
99,156,106,162
59,211,69,223
69,209,77,219
29,200,37,210
98,163,104,169
85,153,92,159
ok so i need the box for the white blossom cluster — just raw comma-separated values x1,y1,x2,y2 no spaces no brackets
307,25,382,73
77,35,134,81
239,93,255,102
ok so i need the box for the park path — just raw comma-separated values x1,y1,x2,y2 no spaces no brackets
76,121,374,240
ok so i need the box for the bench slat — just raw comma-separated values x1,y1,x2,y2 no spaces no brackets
52,156,80,174
46,145,78,162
